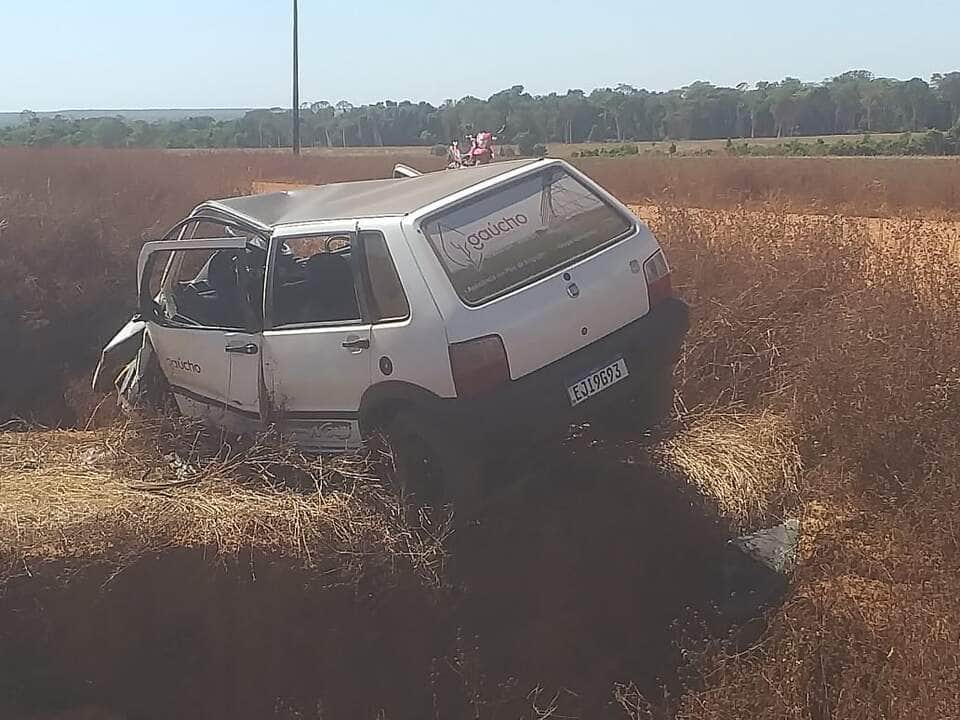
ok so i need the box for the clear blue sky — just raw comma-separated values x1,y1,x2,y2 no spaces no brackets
3,0,957,112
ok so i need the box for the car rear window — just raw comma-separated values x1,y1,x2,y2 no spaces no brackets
421,166,634,305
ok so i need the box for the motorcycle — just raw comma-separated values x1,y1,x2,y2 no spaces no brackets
447,126,504,168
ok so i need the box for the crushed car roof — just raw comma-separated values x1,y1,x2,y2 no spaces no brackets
206,158,543,228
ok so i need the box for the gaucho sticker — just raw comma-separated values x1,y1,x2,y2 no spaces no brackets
436,212,533,271
167,357,202,374
466,213,528,250
427,173,552,273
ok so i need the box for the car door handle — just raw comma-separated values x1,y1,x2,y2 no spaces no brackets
225,343,259,355
341,337,370,350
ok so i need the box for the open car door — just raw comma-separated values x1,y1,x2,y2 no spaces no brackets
136,237,265,431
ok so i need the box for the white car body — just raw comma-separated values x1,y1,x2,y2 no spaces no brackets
97,158,689,453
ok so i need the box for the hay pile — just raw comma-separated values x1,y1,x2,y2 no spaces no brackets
656,409,801,529
0,419,445,586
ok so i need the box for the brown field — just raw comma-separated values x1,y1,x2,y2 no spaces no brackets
2,147,960,718
548,133,913,157
268,151,960,217
193,134,914,159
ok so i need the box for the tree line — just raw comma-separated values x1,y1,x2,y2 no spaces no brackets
5,70,960,150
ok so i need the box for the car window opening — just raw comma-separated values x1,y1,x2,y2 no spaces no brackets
272,235,362,326
170,249,261,329
153,221,267,331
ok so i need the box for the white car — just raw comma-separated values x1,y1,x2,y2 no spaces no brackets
96,158,689,505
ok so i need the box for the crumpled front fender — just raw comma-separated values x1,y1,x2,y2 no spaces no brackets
92,317,146,392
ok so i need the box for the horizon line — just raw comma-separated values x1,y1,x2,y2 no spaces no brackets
4,67,953,116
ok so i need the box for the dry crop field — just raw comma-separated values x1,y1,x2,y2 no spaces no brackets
195,135,927,161
2,148,960,718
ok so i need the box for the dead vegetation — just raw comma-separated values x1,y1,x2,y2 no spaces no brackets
582,155,960,218
645,203,960,720
2,147,960,718
656,410,801,529
0,418,460,719
1,148,957,424
0,416,447,587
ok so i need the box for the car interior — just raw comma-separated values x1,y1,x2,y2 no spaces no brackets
170,247,265,329
271,236,362,326
162,232,362,330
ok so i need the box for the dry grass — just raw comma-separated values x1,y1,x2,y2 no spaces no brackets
4,147,960,718
3,147,958,424
0,416,448,588
581,155,960,218
657,410,801,529
644,202,960,720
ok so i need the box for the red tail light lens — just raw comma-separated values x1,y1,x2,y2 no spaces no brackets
643,250,674,307
449,335,510,398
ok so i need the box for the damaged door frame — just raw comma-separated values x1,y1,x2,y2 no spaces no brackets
135,236,267,428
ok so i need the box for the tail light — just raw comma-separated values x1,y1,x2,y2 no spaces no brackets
643,249,674,307
449,334,510,398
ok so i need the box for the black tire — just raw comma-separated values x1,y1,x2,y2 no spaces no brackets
384,409,483,521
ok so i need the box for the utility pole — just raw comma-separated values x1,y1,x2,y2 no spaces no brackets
292,0,301,155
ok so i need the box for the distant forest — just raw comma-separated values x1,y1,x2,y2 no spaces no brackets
4,70,960,150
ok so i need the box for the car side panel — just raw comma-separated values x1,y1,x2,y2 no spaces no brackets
260,324,372,451
367,219,456,402
148,324,231,424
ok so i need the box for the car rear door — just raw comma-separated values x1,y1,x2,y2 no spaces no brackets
259,230,372,451
137,235,264,430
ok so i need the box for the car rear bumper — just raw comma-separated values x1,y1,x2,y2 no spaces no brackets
440,297,690,443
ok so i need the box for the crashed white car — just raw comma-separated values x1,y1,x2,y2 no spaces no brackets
96,159,689,502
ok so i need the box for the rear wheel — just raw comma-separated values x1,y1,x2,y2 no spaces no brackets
384,409,483,522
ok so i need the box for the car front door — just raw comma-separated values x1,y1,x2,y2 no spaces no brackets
137,228,266,431
260,230,372,451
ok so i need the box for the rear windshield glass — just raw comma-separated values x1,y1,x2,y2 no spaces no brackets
421,167,634,305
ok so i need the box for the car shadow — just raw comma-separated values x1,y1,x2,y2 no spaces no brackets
0,427,793,720
442,433,792,717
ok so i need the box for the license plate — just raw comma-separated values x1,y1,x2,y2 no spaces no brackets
567,357,629,406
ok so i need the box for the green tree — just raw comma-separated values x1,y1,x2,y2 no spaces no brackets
515,131,536,156
828,75,862,133
771,79,803,137
932,72,960,126
92,117,131,147
5,69,960,150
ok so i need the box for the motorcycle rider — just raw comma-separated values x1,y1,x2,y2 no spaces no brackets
472,130,494,164
446,139,463,168
448,123,504,168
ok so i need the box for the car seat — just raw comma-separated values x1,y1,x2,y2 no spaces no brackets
300,253,360,323
204,250,245,327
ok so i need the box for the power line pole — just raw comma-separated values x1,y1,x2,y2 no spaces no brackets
292,0,301,155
